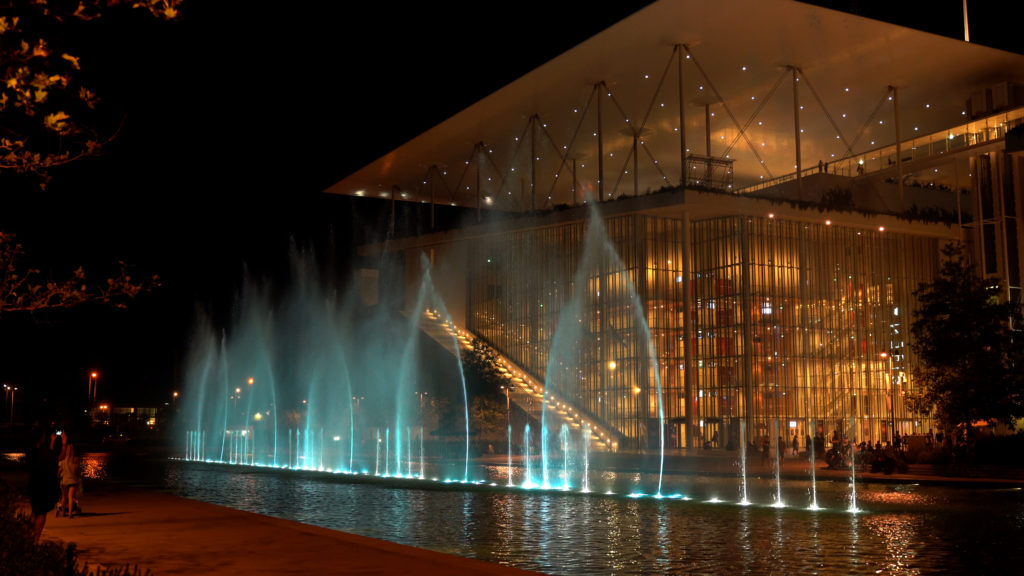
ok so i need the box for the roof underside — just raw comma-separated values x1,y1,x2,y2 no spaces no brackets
325,0,1024,211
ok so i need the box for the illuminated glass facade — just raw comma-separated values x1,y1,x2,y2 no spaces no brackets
465,211,942,450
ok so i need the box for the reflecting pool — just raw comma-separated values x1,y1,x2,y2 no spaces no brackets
124,457,1024,575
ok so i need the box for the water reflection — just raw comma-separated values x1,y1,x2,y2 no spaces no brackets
865,514,922,575
94,459,1024,575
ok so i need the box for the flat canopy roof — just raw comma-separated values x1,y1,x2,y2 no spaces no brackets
326,0,1024,211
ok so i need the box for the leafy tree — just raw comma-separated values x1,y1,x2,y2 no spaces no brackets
1,0,181,187
0,230,158,316
1,3,171,312
469,394,506,443
909,241,1024,434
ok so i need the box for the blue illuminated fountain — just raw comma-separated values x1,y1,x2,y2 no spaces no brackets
181,246,472,482
180,206,861,514
537,201,665,493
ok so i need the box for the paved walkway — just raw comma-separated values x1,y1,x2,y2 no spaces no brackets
3,470,540,576
5,451,1022,575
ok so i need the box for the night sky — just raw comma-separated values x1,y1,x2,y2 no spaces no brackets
0,1,1017,412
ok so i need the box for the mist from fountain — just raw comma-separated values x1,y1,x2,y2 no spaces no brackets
181,243,473,482
539,200,666,494
178,215,868,516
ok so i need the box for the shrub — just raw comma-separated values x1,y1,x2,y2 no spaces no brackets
0,479,152,576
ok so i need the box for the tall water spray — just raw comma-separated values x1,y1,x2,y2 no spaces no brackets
808,418,819,510
739,420,749,505
182,243,472,481
772,418,784,507
541,201,666,493
848,415,859,513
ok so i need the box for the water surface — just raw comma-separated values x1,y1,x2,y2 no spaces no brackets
84,454,1024,575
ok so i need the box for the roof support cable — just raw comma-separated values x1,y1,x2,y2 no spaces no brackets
799,69,856,158
603,87,642,197
848,88,893,157
425,164,455,205
494,120,533,207
683,44,773,179
721,68,788,160
639,139,672,188
631,44,681,189
545,85,600,204
480,143,511,209
448,146,478,206
536,120,570,210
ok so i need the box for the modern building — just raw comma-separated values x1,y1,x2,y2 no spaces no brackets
326,0,1024,451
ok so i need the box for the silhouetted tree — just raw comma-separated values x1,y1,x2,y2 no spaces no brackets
469,395,506,443
1,0,181,187
909,242,1024,435
0,231,158,316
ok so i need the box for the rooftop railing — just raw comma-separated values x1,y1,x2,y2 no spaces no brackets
737,107,1024,195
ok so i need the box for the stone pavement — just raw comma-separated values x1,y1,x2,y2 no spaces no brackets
4,470,540,576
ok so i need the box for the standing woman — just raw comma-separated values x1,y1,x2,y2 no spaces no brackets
27,426,60,541
59,441,83,518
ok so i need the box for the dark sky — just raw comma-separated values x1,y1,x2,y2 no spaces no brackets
0,1,1017,411
0,2,655,410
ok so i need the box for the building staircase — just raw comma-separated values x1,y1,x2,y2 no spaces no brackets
420,310,624,451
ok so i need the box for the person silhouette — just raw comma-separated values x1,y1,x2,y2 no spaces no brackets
27,426,60,541
59,441,83,518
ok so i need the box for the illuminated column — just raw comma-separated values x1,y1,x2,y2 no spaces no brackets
739,218,755,444
797,225,814,429
681,210,694,448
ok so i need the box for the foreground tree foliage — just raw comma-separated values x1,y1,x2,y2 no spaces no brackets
909,242,1024,435
1,0,181,187
0,231,158,316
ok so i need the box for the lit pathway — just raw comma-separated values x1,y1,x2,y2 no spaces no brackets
34,482,542,576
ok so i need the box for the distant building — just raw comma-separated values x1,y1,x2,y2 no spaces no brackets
90,404,160,434
327,0,1024,450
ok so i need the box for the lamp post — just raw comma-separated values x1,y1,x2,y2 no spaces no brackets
414,391,428,420
88,372,98,404
4,384,16,425
881,351,894,443
501,385,510,428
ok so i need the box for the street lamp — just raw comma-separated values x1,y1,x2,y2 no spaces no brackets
4,384,17,425
88,372,99,404
500,385,510,429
